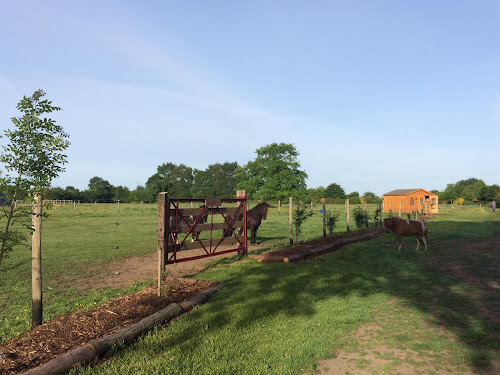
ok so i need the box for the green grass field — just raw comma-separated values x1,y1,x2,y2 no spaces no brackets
2,203,500,374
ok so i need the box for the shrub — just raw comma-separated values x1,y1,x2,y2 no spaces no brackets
326,212,339,235
293,201,313,244
353,206,366,230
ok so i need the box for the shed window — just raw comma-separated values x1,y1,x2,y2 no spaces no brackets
410,198,415,205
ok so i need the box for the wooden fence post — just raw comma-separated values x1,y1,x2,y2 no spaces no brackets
32,194,43,328
379,201,382,227
278,200,281,215
95,201,97,214
73,200,76,211
346,199,350,232
157,193,167,296
289,197,293,246
117,200,120,213
322,198,326,237
141,201,144,213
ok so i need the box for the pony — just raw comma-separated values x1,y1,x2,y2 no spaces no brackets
383,216,428,251
170,205,207,242
245,202,271,245
224,202,271,245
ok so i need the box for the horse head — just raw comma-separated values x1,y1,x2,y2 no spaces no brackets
260,202,271,220
382,217,393,233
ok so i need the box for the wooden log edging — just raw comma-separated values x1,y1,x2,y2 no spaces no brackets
22,283,224,375
251,228,384,263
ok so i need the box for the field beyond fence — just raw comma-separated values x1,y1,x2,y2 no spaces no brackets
1,202,499,375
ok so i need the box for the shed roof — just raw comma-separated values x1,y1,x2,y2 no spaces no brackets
383,188,437,196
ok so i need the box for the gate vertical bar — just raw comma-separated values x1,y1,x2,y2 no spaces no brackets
237,190,247,252
157,192,167,296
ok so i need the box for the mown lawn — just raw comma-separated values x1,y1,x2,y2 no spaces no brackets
0,201,372,341
2,203,500,374
65,207,500,375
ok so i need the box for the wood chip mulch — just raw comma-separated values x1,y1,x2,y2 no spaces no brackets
250,228,384,262
0,278,217,375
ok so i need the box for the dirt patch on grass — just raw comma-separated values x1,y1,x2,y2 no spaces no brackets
0,278,217,375
69,243,267,290
309,235,500,375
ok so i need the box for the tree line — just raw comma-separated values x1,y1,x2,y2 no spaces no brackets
48,143,382,203
48,147,499,205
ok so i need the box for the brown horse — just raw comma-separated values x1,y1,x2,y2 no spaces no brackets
170,205,207,242
246,202,271,245
224,202,271,245
383,216,428,251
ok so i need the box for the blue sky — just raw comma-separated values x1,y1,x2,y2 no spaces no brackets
1,0,499,196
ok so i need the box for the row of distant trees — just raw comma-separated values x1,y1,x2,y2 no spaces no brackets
48,149,499,204
48,143,380,203
436,178,499,203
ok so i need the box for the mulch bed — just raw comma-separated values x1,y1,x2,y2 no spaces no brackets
0,278,217,375
250,228,384,262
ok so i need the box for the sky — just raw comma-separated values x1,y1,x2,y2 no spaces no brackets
1,0,499,196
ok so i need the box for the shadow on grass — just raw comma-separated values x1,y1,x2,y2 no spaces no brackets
101,219,500,374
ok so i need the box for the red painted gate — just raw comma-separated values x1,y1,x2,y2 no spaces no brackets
157,192,247,294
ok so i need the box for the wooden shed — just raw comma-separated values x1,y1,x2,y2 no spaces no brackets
383,188,438,214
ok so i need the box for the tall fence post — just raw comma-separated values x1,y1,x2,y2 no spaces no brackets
322,198,326,237
157,193,168,296
364,200,368,227
379,201,382,227
289,197,293,246
346,199,350,232
32,194,43,328
278,199,281,215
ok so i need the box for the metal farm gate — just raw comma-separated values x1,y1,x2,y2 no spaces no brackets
157,192,247,294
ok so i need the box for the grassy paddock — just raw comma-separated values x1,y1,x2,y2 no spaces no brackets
2,203,500,374
0,201,372,341
65,206,499,375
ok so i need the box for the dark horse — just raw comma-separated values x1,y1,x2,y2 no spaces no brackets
170,205,207,242
225,202,271,245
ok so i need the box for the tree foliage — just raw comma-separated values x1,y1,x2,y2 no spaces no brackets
324,183,346,199
87,176,114,201
146,163,194,200
0,89,70,268
192,162,240,198
440,177,497,202
236,143,308,200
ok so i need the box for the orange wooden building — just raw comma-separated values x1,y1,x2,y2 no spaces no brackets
382,188,438,214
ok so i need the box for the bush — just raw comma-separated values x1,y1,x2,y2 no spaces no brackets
293,202,313,244
353,206,366,230
326,212,339,235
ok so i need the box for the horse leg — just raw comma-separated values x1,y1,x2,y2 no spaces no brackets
397,235,402,250
422,235,428,252
415,234,421,251
251,227,257,245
